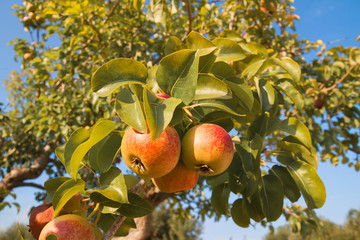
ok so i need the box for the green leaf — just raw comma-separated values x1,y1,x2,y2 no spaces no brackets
206,171,229,186
270,165,301,202
228,153,249,194
65,119,116,178
271,57,301,83
115,88,147,133
286,160,326,209
212,38,246,62
88,132,122,172
200,111,234,132
98,214,136,237
117,192,153,218
133,0,144,10
55,144,65,166
52,178,85,217
224,79,254,111
191,100,244,117
44,177,71,193
198,47,219,73
143,87,182,140
91,58,147,97
244,191,265,222
211,183,230,215
165,36,186,55
279,117,313,150
231,198,250,227
278,136,318,168
260,174,284,222
241,57,266,79
275,79,304,110
157,49,199,105
88,167,128,204
247,113,269,140
195,74,230,100
186,31,215,49
255,78,277,113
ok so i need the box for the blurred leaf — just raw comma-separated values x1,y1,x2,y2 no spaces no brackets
88,132,122,173
287,160,326,209
91,58,147,97
143,87,182,140
211,183,230,215
260,174,284,222
231,198,250,227
52,178,85,217
157,49,199,104
115,87,147,133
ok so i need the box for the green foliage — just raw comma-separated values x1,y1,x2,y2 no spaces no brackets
0,223,35,240
152,203,203,240
266,207,360,240
1,0,359,238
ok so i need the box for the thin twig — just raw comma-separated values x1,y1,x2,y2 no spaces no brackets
185,0,193,35
102,215,126,240
321,65,355,93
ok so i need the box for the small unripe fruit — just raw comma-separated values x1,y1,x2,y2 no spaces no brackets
121,125,181,178
287,14,295,22
39,214,100,240
181,124,234,176
28,11,35,19
156,93,171,100
24,52,32,60
314,96,324,109
152,160,199,193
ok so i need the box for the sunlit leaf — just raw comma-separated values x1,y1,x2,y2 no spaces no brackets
212,38,246,62
271,57,301,83
195,74,230,100
91,58,147,97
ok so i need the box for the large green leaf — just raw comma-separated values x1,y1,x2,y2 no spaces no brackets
186,31,215,49
270,165,301,202
275,79,304,110
260,174,284,222
224,79,253,111
255,78,277,113
65,119,116,178
117,193,153,218
279,117,313,150
231,198,250,227
211,183,230,215
228,153,249,194
44,177,71,203
278,136,318,168
88,132,122,173
115,88,147,133
241,56,267,80
286,160,326,209
191,99,244,117
91,58,147,97
165,36,186,55
212,38,246,62
244,191,265,222
195,74,230,100
271,57,301,83
52,178,85,217
143,87,182,140
156,49,199,104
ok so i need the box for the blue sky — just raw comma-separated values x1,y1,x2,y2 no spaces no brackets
1,1,360,239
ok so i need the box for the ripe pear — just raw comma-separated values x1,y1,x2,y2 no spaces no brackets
39,214,101,240
121,125,181,178
152,160,199,193
29,204,55,239
181,124,234,176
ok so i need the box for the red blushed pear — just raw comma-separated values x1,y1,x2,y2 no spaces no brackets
39,214,101,240
152,160,199,193
181,124,234,176
121,125,181,178
29,203,55,239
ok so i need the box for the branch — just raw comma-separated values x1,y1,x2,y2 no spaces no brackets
185,0,193,35
102,0,122,25
321,65,355,93
0,152,51,202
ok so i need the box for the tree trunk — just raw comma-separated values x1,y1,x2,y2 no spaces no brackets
113,180,173,240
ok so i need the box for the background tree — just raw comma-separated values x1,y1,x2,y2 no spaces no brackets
265,208,360,240
0,0,359,239
0,223,35,240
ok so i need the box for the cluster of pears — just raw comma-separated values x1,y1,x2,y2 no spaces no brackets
121,112,235,193
29,193,102,240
